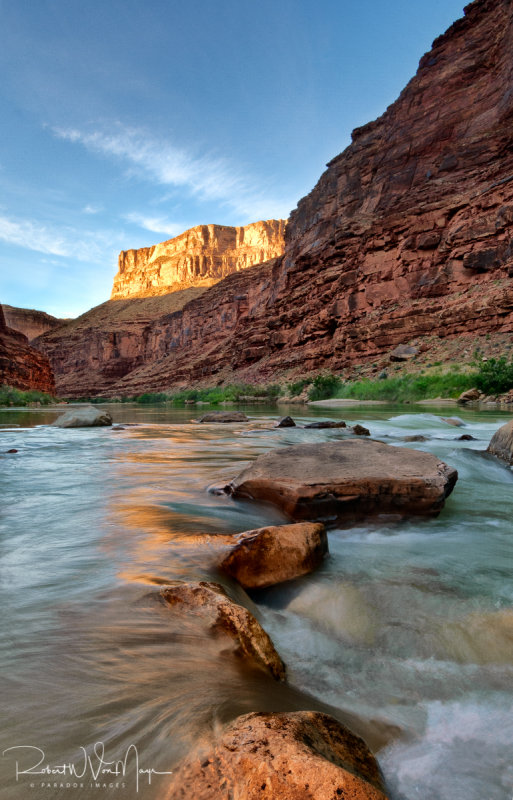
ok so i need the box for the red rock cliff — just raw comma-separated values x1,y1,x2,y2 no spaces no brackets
2,305,68,342
107,0,513,394
111,220,286,300
0,304,56,394
36,0,513,396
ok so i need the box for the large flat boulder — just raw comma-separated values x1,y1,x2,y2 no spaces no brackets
487,419,513,465
52,405,112,427
164,710,389,800
160,581,285,680
220,522,328,589
227,440,457,520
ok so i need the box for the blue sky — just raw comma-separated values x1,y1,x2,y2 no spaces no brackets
0,0,466,318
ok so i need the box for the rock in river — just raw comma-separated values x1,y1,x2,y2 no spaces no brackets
220,522,328,589
160,581,285,680
197,411,249,423
304,420,346,429
52,405,112,428
227,440,457,521
164,710,389,800
487,419,513,465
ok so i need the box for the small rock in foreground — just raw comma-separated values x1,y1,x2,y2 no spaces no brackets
160,581,285,680
458,434,477,441
197,412,249,423
404,435,428,442
6,448,18,453
221,522,328,589
487,419,513,465
228,440,457,521
164,710,389,800
52,406,112,428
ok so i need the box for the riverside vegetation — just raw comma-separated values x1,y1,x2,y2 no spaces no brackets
3,356,513,408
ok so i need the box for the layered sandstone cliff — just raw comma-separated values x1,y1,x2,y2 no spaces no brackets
2,305,67,342
111,220,286,300
36,0,513,397
0,304,55,394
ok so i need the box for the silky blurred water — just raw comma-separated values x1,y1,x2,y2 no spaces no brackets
0,402,512,800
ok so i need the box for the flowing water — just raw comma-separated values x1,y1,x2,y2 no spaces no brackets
1,403,512,800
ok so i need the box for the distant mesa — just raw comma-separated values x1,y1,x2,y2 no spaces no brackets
1,304,69,342
111,219,286,300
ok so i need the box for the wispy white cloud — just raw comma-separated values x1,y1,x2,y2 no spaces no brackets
123,212,182,237
0,213,123,263
52,125,294,222
83,203,102,214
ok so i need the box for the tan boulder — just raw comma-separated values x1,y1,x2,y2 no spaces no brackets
487,419,513,465
160,581,285,680
220,522,328,589
457,388,480,404
227,440,457,521
52,405,112,427
164,710,389,800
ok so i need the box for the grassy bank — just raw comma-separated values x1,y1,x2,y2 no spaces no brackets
0,385,58,407
329,372,477,402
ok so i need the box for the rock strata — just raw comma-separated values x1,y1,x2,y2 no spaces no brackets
220,522,328,589
228,440,457,520
111,220,286,300
487,419,513,464
160,581,285,680
0,304,55,394
164,710,389,800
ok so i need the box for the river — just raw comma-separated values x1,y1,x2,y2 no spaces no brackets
1,402,512,800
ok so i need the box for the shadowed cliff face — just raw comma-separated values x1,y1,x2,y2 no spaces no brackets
2,305,67,342
0,305,55,394
111,220,286,300
37,0,513,396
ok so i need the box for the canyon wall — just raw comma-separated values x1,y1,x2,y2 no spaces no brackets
0,304,56,394
2,305,67,342
37,0,513,397
111,219,286,300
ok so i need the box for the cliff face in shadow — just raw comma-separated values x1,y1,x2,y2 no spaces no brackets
38,0,513,397
0,305,55,393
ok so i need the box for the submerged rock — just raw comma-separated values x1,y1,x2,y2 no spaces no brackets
304,420,346,429
220,523,328,589
352,423,370,436
164,710,389,800
458,434,476,441
228,440,457,521
275,415,296,427
487,419,513,465
441,416,465,427
52,405,112,428
160,581,285,680
197,411,249,423
404,434,428,442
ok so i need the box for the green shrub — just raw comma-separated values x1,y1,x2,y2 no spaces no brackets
308,373,342,401
475,356,513,395
0,385,58,406
287,378,312,397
